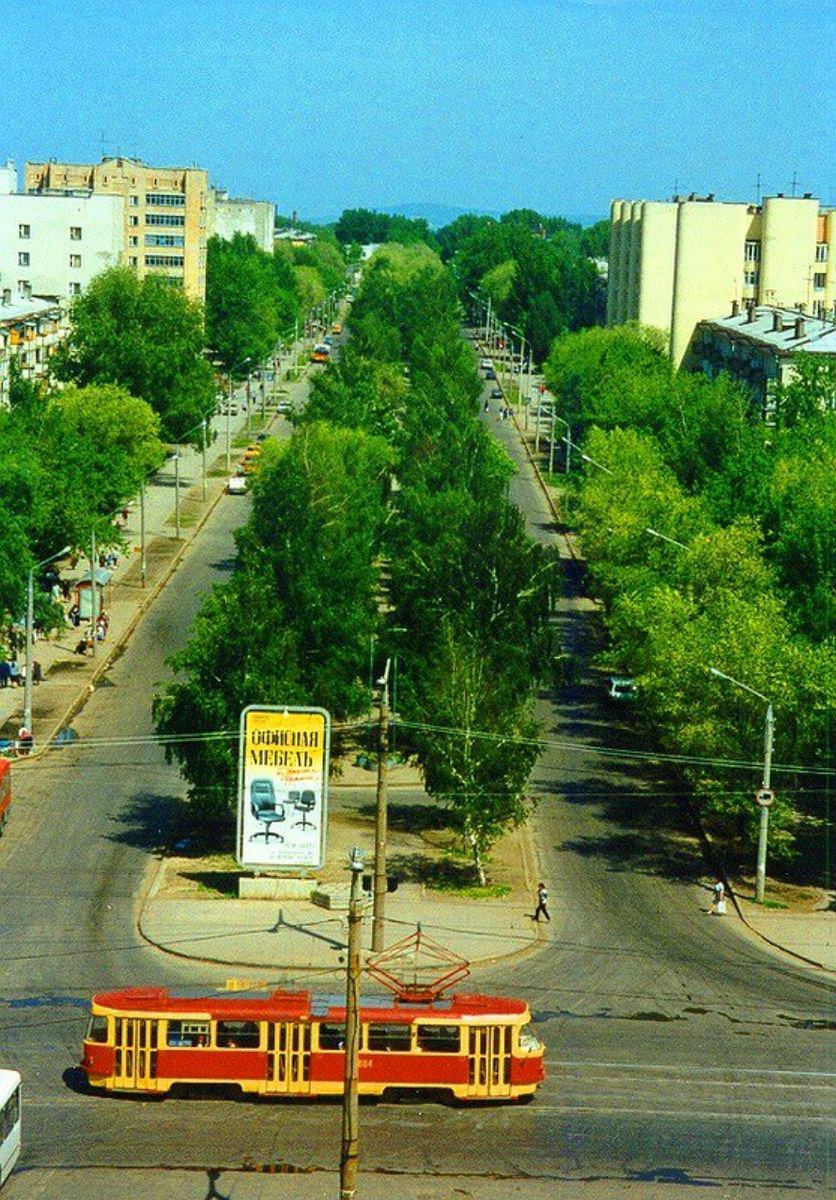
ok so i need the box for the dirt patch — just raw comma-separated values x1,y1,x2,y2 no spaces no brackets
731,875,833,913
152,800,535,904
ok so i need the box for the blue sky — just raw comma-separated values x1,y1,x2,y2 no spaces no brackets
7,0,834,224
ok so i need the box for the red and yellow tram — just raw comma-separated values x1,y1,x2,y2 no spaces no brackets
81,986,544,1103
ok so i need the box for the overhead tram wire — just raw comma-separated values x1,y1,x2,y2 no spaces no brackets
20,719,836,780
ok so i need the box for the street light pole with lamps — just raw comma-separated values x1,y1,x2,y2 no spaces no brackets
709,666,775,903
24,545,70,732
225,356,251,474
340,845,366,1200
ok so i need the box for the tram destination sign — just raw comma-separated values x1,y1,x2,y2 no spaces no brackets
237,705,330,871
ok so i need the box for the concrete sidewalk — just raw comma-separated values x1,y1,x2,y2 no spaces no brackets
0,366,306,752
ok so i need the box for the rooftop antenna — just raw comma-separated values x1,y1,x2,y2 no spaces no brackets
791,172,799,197
755,173,761,205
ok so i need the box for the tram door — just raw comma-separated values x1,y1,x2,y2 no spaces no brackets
467,1025,511,1098
113,1018,159,1090
266,1022,311,1095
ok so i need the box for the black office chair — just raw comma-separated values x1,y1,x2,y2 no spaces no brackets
293,789,317,831
249,779,285,843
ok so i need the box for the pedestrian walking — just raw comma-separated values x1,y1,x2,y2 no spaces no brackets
8,660,19,688
0,659,9,689
532,881,551,922
709,879,726,915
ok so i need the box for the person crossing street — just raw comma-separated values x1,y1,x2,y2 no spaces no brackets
532,881,550,922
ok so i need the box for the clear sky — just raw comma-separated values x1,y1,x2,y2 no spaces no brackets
7,0,834,224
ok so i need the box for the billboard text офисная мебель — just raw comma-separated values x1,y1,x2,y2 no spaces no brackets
237,706,330,870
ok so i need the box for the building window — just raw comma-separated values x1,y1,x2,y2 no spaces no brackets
129,256,138,267
69,254,82,269
744,269,760,287
69,226,82,240
745,240,761,262
129,215,139,227
145,254,184,267
814,273,827,291
146,213,185,227
815,243,829,262
129,236,138,246
18,252,30,266
18,224,30,239
145,193,185,207
69,282,82,296
18,281,30,293
145,234,185,247
129,195,139,207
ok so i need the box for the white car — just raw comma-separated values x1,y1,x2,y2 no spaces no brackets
226,476,247,495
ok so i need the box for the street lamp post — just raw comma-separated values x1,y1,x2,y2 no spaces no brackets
173,449,181,539
709,666,774,903
25,545,70,733
340,846,365,1200
201,419,207,502
372,660,391,953
225,356,251,474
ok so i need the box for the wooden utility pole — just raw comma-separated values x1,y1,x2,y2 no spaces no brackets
340,847,365,1199
372,660,390,953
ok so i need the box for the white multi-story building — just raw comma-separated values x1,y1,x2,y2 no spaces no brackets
208,188,275,253
0,161,124,301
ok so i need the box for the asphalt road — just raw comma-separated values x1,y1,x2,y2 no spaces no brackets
0,375,833,1198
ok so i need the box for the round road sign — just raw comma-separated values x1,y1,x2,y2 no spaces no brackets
756,788,774,808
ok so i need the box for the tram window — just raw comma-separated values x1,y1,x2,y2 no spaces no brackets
318,1023,346,1050
417,1025,460,1053
217,1020,260,1049
87,1015,109,1043
367,1023,411,1052
167,1020,210,1048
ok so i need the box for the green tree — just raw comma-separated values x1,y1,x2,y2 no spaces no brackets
206,233,298,371
408,621,540,884
54,266,216,444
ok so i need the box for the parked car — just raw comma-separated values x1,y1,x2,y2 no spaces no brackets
485,369,496,380
605,675,636,702
480,358,493,369
490,387,504,399
226,476,247,495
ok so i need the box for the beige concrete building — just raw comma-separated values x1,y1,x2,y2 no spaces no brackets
25,156,209,301
608,194,836,366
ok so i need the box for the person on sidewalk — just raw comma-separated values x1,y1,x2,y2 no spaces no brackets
532,882,551,922
709,879,726,915
17,726,33,756
0,659,9,689
8,659,19,688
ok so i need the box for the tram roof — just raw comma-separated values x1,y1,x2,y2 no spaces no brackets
90,988,529,1021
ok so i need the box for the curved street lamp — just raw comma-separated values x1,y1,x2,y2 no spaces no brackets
25,545,71,733
709,666,774,903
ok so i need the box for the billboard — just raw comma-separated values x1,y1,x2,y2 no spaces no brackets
237,706,330,870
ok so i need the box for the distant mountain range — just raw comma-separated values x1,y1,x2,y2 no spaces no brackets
309,202,606,230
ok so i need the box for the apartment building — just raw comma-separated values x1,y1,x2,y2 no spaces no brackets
25,156,209,301
208,188,275,253
693,304,836,417
0,162,123,302
608,194,836,366
0,293,68,407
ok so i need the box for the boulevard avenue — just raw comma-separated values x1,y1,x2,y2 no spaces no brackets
0,373,833,1199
